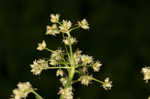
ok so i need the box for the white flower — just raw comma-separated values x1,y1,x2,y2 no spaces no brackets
63,37,77,45
60,77,67,86
56,69,64,76
58,86,73,99
102,77,112,90
73,50,82,65
78,19,89,30
46,24,60,35
59,20,72,33
80,67,88,73
93,61,102,72
141,67,150,83
50,14,60,23
81,55,93,65
50,49,63,65
79,75,93,86
148,96,150,99
37,40,46,51
30,59,48,75
11,82,33,99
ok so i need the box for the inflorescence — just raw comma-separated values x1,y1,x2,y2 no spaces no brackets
10,13,112,99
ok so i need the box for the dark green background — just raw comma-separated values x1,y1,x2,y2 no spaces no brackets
0,0,150,99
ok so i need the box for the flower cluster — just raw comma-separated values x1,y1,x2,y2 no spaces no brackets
141,66,150,83
102,77,112,90
58,86,73,99
10,82,33,99
10,13,112,99
35,13,112,99
30,59,49,75
141,66,150,99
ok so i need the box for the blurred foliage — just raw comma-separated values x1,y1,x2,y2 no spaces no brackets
0,0,150,99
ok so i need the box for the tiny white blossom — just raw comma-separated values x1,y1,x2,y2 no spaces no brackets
73,50,82,65
78,19,89,30
59,20,72,33
93,61,102,72
37,40,46,51
81,55,93,65
30,59,48,75
50,14,60,23
50,49,63,65
102,77,112,90
80,67,88,73
79,75,93,86
63,37,77,45
141,67,150,83
58,86,73,99
11,82,33,99
60,77,67,86
56,69,64,76
46,24,60,35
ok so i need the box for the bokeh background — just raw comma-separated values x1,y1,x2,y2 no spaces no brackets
0,0,150,99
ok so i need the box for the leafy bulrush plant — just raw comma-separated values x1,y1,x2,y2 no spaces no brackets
10,14,112,99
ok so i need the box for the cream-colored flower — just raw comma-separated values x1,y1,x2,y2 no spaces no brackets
60,77,67,86
37,40,46,51
50,49,63,65
81,55,93,65
11,82,33,99
50,14,60,23
73,50,82,65
102,77,112,90
79,75,93,86
58,86,73,99
93,61,102,72
80,67,88,73
59,20,72,33
46,24,60,35
30,59,48,75
78,19,89,30
56,69,64,76
148,96,150,99
141,67,150,83
63,37,77,45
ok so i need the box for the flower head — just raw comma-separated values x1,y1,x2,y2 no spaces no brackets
92,61,102,72
59,20,72,33
60,77,67,86
81,55,93,65
56,69,64,76
50,14,60,23
63,37,77,45
102,77,112,90
141,67,150,83
78,19,89,30
79,75,93,86
37,40,46,51
73,50,82,65
30,59,48,75
50,49,63,65
58,86,73,99
11,82,33,99
46,24,60,35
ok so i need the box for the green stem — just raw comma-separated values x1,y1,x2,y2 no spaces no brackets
59,32,75,99
92,78,104,84
32,90,43,99
45,48,54,53
47,67,71,69
69,26,80,32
